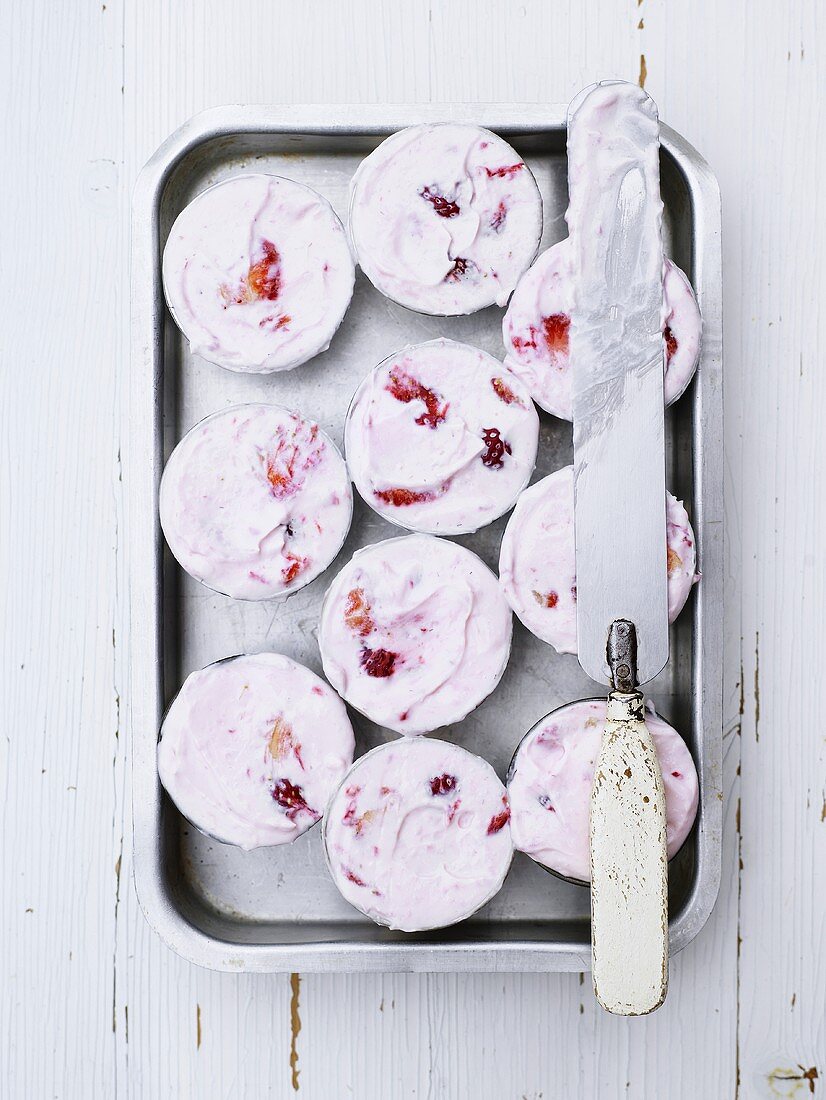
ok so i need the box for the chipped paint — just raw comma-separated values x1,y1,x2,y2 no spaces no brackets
289,972,301,1091
638,54,647,89
196,1004,202,1050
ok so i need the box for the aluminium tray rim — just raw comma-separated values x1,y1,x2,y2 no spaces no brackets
129,103,723,973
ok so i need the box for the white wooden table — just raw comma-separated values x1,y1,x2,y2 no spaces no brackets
2,1,823,1096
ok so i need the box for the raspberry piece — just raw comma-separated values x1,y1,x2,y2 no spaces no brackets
532,590,558,609
271,778,316,821
386,368,448,429
480,427,512,469
344,587,374,637
429,774,458,796
664,325,678,362
360,647,397,678
374,487,435,507
490,201,507,231
491,377,523,406
486,799,511,835
445,257,470,282
543,313,570,355
419,186,460,218
484,163,524,179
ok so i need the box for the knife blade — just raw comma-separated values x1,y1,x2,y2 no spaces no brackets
566,80,669,687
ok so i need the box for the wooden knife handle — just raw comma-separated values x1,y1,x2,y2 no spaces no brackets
590,690,669,1015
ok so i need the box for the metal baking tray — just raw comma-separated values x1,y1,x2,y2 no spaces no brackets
130,104,722,972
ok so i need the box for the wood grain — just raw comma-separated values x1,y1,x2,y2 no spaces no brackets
1,0,822,1096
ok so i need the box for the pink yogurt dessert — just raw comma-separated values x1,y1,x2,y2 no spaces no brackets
502,239,702,418
344,339,539,535
348,123,543,315
160,404,352,601
323,738,514,931
318,535,512,735
162,174,355,373
507,698,699,883
499,465,698,655
158,653,355,850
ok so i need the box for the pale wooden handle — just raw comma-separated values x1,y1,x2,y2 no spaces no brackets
590,692,669,1015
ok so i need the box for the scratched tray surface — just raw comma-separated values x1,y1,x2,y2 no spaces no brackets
130,105,722,971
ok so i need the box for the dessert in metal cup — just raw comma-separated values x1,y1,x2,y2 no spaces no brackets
348,123,543,315
318,534,512,735
158,653,355,850
502,238,702,418
507,698,699,885
162,173,355,373
159,403,352,601
344,338,539,535
323,737,514,931
498,465,699,655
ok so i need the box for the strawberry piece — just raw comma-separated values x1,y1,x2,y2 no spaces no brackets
264,421,323,500
360,647,397,678
664,325,678,362
281,555,309,585
491,377,523,406
486,798,511,835
429,774,458,796
374,487,435,507
344,588,374,637
542,313,570,355
239,239,282,302
532,590,558,609
480,427,512,469
386,368,448,429
419,186,460,218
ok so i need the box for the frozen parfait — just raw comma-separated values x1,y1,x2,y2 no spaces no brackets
160,403,352,600
158,653,355,850
349,123,543,315
162,174,355,372
318,535,512,735
498,465,698,654
502,239,702,418
345,338,539,534
324,738,514,931
507,698,699,883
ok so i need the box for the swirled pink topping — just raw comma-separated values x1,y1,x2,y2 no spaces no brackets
498,465,698,654
319,535,512,734
158,653,355,850
345,339,539,534
162,174,354,373
349,124,543,315
502,239,701,418
160,404,352,600
508,699,698,882
324,738,513,930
